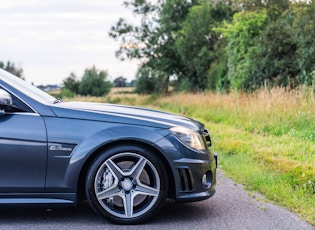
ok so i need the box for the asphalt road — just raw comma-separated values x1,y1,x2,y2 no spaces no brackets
0,169,313,230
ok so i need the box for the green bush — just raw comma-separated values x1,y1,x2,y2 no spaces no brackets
60,88,76,98
78,66,112,97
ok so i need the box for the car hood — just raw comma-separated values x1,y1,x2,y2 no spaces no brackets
49,102,204,131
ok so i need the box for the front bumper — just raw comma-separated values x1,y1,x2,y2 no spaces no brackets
173,153,217,203
155,131,217,203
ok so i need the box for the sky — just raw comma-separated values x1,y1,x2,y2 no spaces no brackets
0,0,140,85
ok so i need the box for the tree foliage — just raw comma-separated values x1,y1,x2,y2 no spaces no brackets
251,15,299,88
134,65,160,94
175,2,233,91
109,0,198,93
78,66,112,97
218,10,267,89
212,0,315,90
63,72,80,94
291,1,315,84
62,66,112,97
110,0,315,93
0,61,24,79
175,3,217,91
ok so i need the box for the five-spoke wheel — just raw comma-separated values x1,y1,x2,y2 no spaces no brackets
86,145,168,224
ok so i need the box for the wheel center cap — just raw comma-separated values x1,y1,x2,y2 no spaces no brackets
121,179,133,191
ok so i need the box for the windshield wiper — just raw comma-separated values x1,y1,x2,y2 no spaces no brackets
53,98,63,104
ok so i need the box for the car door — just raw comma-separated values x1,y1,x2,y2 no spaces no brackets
0,88,47,193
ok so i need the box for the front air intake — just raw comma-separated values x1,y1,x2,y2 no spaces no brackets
177,168,193,192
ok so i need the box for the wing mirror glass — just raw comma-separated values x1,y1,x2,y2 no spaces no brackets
0,89,13,106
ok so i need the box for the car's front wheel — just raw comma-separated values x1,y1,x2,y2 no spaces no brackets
85,145,168,224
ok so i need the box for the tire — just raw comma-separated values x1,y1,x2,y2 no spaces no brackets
85,145,168,224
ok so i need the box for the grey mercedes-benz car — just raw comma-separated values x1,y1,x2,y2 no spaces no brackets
0,68,217,224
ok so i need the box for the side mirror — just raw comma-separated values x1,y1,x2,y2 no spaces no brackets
0,89,13,106
0,89,13,114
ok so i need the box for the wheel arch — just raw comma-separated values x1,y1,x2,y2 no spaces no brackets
76,139,175,202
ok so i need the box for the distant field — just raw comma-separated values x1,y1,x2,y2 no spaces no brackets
61,87,315,225
58,87,147,104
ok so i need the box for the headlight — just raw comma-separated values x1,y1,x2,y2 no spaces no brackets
170,126,207,151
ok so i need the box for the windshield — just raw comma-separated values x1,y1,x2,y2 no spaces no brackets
0,69,56,104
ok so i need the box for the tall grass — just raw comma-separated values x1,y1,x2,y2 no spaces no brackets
143,87,315,225
66,87,315,225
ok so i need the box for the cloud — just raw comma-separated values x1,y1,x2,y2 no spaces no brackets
0,0,139,85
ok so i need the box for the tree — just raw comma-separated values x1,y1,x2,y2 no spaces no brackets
291,1,315,85
242,1,314,88
78,66,112,96
175,2,233,91
0,61,24,79
109,0,198,93
174,3,215,91
228,0,290,15
109,0,159,62
134,65,168,94
250,15,299,88
63,72,80,94
213,0,315,90
217,10,267,90
110,1,237,93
